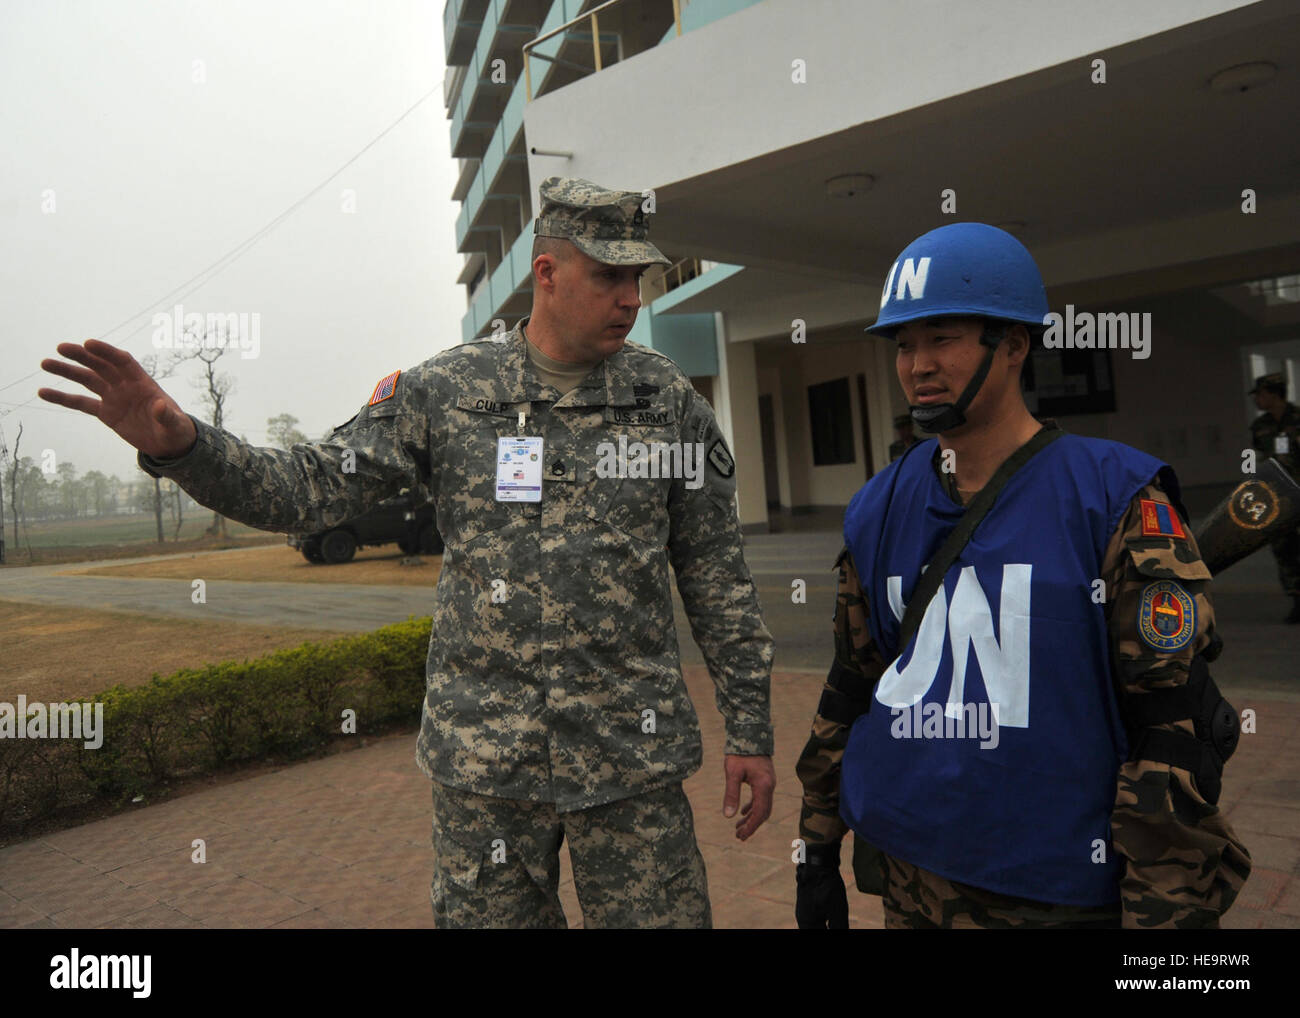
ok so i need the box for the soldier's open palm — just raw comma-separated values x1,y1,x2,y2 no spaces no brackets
39,339,197,460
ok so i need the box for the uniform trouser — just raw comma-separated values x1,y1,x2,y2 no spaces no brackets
429,780,712,929
879,854,1121,929
1269,526,1300,596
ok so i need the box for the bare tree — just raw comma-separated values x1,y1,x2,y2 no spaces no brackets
164,325,236,539
0,425,8,564
138,355,171,542
8,422,21,553
168,480,185,540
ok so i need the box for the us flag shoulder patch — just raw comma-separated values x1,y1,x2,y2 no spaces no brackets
1139,498,1186,539
368,370,400,406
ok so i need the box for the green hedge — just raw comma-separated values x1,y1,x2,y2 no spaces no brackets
0,616,431,838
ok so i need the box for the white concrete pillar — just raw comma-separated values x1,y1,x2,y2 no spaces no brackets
714,313,768,530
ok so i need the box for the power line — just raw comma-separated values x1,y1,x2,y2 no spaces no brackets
1,79,442,418
97,80,443,345
0,371,40,395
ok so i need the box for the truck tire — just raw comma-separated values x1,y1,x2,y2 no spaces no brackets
301,540,325,564
321,529,357,564
419,523,444,555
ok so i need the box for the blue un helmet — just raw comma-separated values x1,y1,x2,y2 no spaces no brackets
868,222,1049,433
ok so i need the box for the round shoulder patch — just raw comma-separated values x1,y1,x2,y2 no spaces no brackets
1137,580,1196,652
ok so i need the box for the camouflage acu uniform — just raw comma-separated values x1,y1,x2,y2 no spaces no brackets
796,428,1250,929
140,178,774,929
431,781,709,929
1249,401,1300,595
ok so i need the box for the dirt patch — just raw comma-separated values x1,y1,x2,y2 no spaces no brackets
60,544,443,586
0,601,335,702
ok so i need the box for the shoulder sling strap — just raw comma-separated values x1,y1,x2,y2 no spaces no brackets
895,426,1063,656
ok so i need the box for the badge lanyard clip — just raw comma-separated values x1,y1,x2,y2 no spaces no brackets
517,410,526,436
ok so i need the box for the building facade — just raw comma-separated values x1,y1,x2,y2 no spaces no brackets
445,0,1300,528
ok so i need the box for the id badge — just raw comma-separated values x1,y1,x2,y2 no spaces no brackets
497,436,543,502
1275,435,1290,455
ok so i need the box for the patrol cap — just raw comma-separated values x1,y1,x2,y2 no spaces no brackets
1249,372,1286,396
893,413,913,428
533,176,670,267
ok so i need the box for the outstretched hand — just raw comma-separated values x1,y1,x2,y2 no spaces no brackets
40,339,197,460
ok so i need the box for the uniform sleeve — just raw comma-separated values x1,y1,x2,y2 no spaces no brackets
137,366,440,536
795,547,889,847
666,387,774,757
1103,479,1252,929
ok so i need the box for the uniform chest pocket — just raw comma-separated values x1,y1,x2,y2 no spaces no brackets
445,405,533,543
583,426,681,547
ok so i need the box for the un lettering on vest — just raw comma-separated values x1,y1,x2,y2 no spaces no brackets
876,563,1031,728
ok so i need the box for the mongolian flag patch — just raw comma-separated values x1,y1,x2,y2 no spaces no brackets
1137,580,1196,652
1139,498,1186,539
368,370,400,406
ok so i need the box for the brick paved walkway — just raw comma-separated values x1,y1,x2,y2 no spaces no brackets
0,666,1296,928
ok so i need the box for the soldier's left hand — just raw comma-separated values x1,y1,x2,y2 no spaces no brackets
723,754,775,840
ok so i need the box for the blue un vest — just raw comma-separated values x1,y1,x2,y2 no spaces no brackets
840,433,1168,906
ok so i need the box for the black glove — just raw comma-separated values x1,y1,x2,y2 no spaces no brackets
795,842,849,929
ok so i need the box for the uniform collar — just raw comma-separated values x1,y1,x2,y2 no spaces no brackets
498,317,638,408
932,419,1061,504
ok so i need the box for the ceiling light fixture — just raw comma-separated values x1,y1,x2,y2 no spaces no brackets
825,173,874,198
1209,61,1277,93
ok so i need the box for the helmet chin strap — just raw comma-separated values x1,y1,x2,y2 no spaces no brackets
909,326,1003,434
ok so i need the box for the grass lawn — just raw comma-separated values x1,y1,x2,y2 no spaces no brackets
10,512,270,548
63,543,442,586
0,599,332,702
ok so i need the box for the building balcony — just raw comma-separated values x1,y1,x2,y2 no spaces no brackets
443,0,490,65
521,0,1299,325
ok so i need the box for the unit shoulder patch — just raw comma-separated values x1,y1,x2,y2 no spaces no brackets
1137,579,1196,652
708,439,735,478
1138,498,1186,539
369,370,400,406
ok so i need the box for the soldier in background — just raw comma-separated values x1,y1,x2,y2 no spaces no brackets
887,413,918,462
1248,372,1300,623
795,223,1249,929
40,177,777,929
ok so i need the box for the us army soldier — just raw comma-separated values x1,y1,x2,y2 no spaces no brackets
39,176,777,929
1248,371,1300,622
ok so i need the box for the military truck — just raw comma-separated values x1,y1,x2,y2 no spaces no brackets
288,489,443,564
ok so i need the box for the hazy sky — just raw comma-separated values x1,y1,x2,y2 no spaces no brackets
2,0,464,481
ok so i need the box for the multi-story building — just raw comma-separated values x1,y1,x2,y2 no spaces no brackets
445,0,1300,530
